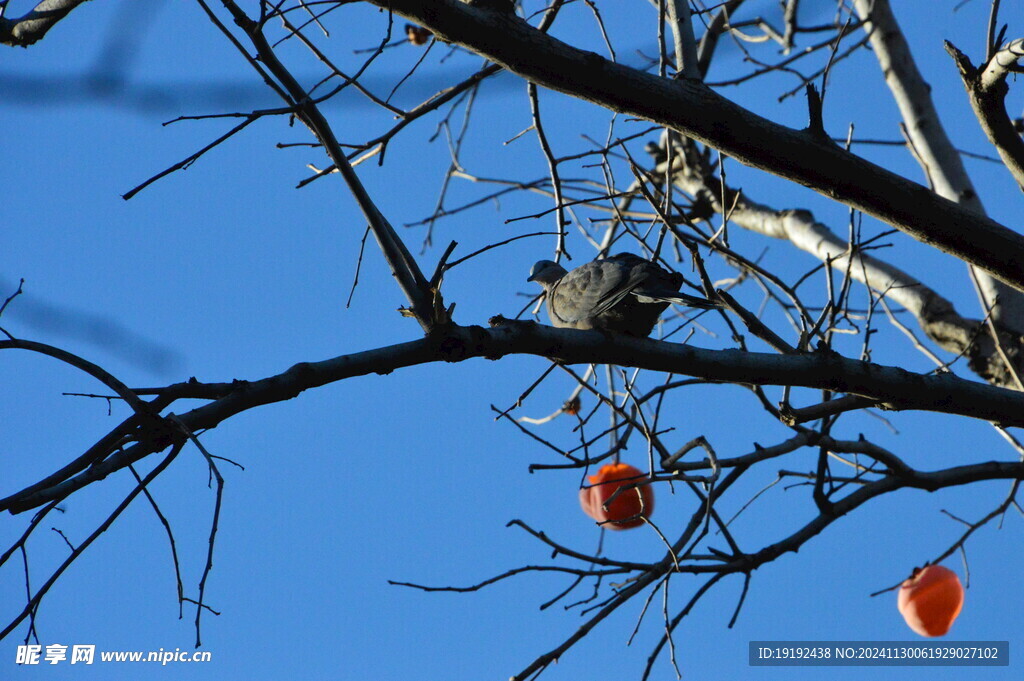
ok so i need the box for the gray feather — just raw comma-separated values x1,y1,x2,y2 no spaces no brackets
528,253,717,336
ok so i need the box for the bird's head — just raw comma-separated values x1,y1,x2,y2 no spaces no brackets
527,260,567,286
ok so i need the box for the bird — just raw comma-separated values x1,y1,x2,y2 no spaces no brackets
527,252,717,337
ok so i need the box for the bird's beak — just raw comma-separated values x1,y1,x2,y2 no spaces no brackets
526,274,538,282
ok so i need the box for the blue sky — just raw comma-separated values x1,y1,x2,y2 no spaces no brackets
1,0,1022,679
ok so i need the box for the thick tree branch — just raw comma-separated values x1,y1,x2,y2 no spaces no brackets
110,321,1024,430
0,0,86,46
7,320,1024,514
363,0,1024,294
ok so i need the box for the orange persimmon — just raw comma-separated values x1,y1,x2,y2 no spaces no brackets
579,463,654,530
897,565,964,637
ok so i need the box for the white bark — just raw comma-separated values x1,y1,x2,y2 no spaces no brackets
981,37,1024,90
0,0,88,46
853,0,1024,334
657,140,1024,388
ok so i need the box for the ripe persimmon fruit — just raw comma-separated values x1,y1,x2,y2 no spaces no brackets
897,564,964,637
579,462,654,530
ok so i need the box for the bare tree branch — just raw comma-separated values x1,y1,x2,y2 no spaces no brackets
211,0,439,331
364,0,1024,295
652,140,1024,388
946,38,1024,193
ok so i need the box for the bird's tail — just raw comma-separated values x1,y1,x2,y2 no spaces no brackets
635,290,720,310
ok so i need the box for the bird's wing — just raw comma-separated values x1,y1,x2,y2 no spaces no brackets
610,254,719,310
549,260,641,326
587,263,650,317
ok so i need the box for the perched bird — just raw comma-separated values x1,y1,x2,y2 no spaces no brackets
527,253,717,337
